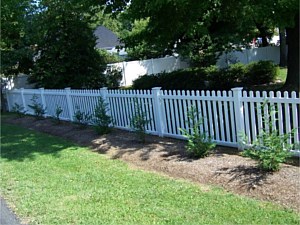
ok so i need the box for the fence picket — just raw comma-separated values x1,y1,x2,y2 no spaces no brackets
276,91,284,135
291,92,299,144
217,91,225,142
243,91,251,144
249,91,257,142
284,92,292,144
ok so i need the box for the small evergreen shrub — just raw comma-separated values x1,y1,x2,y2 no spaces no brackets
130,99,151,143
54,105,63,123
28,95,46,118
243,61,278,85
73,106,92,127
179,106,216,158
241,102,293,172
227,63,246,82
11,103,27,118
93,97,112,134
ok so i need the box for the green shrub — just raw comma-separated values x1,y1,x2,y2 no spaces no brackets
28,95,46,118
227,63,246,82
132,61,278,91
241,101,293,172
11,103,27,118
160,68,206,90
132,74,160,89
93,97,112,135
243,61,278,85
130,99,151,143
179,106,216,158
132,68,207,90
205,64,247,90
53,105,63,123
73,106,92,127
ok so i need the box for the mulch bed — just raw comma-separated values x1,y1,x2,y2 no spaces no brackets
2,115,300,213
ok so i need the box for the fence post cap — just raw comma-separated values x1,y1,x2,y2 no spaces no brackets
65,87,71,90
100,87,108,90
231,87,243,91
152,87,162,90
39,87,44,90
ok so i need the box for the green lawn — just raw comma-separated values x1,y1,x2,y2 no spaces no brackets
277,67,287,82
1,123,299,225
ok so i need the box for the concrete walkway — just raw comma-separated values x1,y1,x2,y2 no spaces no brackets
0,198,22,225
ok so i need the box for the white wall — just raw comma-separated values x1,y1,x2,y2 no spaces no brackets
5,46,281,89
216,46,281,68
108,56,190,86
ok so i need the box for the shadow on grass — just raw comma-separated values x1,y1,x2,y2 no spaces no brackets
1,123,74,162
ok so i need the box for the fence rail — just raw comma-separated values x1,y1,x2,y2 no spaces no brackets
5,87,300,153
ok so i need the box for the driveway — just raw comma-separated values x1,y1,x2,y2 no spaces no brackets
0,198,22,225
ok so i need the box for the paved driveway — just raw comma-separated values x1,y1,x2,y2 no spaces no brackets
0,198,22,225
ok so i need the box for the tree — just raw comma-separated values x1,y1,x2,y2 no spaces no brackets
28,0,107,89
103,0,299,91
1,0,35,77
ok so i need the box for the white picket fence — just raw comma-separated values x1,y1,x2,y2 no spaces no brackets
5,87,300,153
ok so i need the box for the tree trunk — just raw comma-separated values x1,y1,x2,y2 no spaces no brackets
279,27,287,67
284,13,299,92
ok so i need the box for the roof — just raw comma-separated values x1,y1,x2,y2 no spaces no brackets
94,26,122,50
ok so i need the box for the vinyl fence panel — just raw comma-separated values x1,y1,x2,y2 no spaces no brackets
5,87,300,154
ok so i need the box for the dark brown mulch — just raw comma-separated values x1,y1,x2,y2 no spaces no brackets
2,115,300,213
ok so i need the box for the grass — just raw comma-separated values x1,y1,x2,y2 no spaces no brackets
277,67,287,82
1,122,299,225
247,67,287,91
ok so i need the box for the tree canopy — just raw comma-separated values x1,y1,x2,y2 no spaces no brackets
1,0,299,90
106,0,299,90
1,0,108,88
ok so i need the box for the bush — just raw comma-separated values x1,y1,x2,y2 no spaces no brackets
242,131,293,172
241,101,293,172
130,99,151,143
73,106,92,127
243,61,278,85
132,60,278,91
179,106,216,158
132,68,207,90
28,95,46,118
53,105,63,123
11,103,27,118
209,63,246,90
93,97,112,134
132,74,160,90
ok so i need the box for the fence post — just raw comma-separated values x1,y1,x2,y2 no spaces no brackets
152,87,165,137
65,87,74,121
100,87,108,101
232,87,245,150
39,88,46,116
100,87,112,126
20,88,27,112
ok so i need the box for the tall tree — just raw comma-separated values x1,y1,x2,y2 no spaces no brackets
28,0,107,88
1,0,35,77
103,0,299,91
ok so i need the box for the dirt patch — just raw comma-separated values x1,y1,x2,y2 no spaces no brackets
2,115,300,212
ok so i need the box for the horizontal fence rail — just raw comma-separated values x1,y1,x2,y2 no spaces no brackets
5,87,300,154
